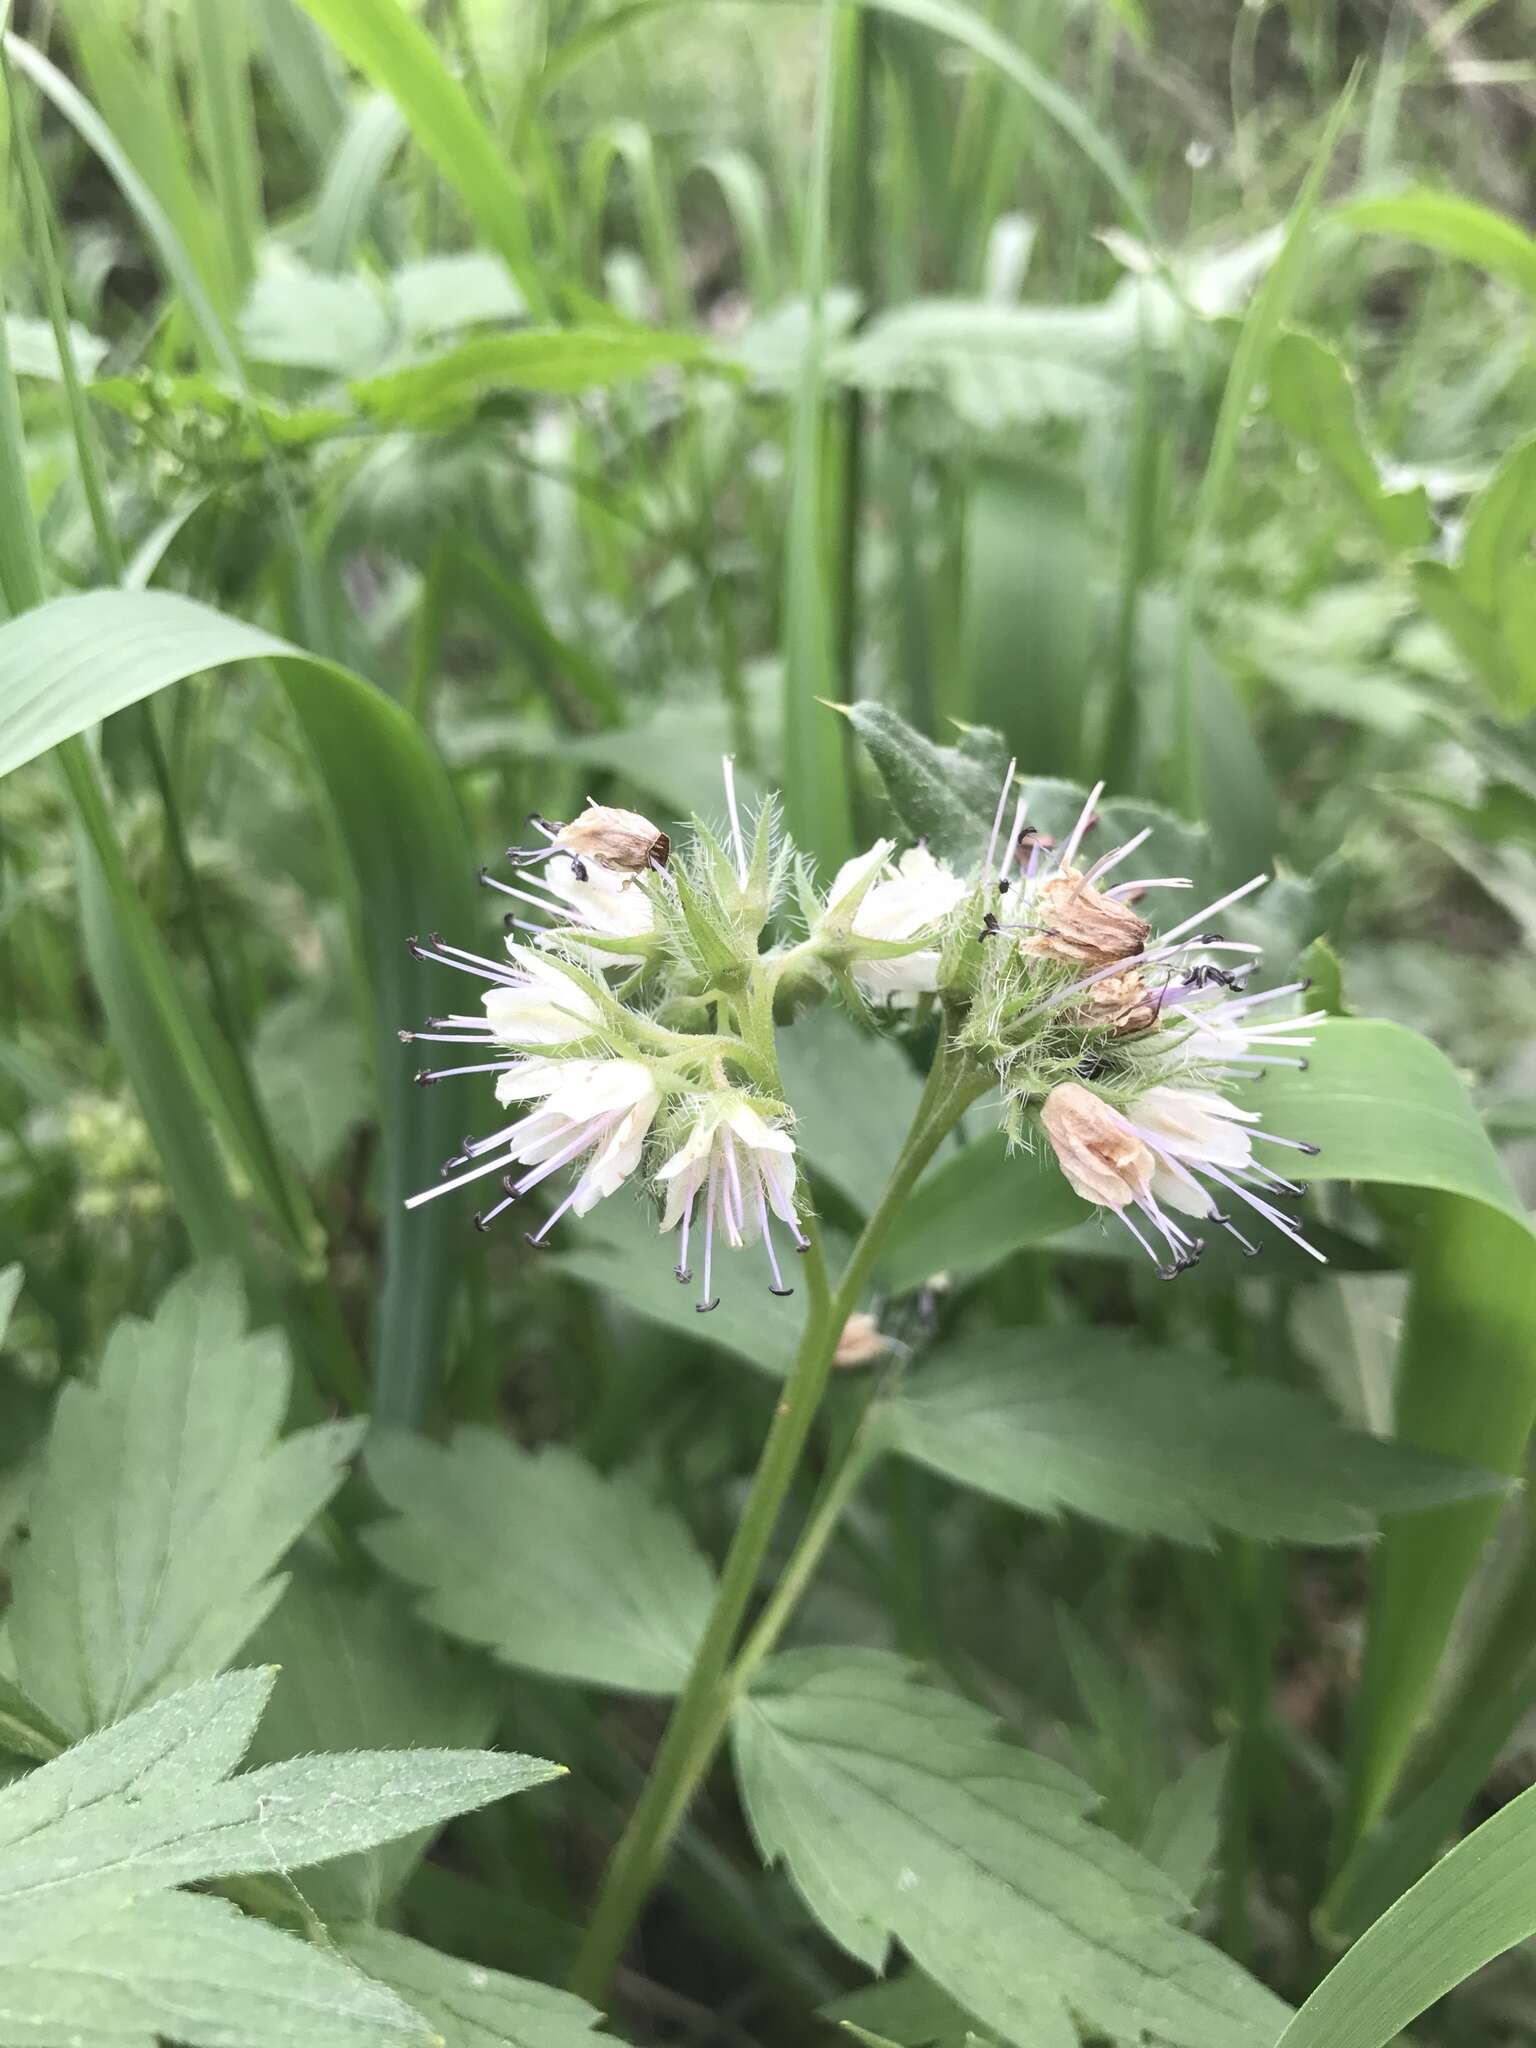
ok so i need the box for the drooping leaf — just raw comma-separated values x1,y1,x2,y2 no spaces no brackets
733,1651,1290,2048
8,1265,362,1738
246,1559,500,1921
1334,186,1536,302
1265,329,1433,551
350,328,727,425
883,1328,1503,1545
1279,1779,1536,2048
0,1668,558,1969
0,586,477,1424
365,1428,718,1694
0,1891,432,2048
342,1925,611,2048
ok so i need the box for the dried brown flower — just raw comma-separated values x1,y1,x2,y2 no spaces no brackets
1040,1082,1153,1210
1023,868,1149,969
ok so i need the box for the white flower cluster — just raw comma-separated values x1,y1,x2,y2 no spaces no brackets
401,757,1323,1301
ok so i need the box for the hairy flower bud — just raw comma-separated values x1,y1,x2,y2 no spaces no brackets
1039,1082,1154,1209
1024,869,1150,969
555,803,670,875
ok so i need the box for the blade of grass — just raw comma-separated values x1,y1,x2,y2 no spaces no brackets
290,0,549,315
186,0,265,304
1170,72,1358,815
781,0,853,874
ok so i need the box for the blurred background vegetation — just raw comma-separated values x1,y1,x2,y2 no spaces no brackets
4,0,1536,2040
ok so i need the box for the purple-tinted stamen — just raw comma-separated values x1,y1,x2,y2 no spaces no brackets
1106,876,1191,898
511,1124,606,1198
1212,1212,1262,1256
1252,1131,1321,1155
526,1175,586,1246
1077,826,1152,891
407,1145,520,1208
407,942,515,985
416,1061,517,1084
1199,1163,1327,1262
997,796,1031,883
400,1029,500,1045
722,755,749,885
1117,1207,1162,1267
720,1131,748,1244
473,1188,518,1232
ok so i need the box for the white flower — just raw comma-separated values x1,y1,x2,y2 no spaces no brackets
481,852,656,967
656,1097,806,1312
825,841,968,1003
481,945,602,1047
405,1056,659,1240
1040,1079,1324,1277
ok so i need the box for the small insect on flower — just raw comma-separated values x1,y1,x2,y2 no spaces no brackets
656,1097,808,1313
507,801,670,881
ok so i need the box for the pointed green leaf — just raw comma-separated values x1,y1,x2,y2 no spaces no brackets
342,1926,612,2048
734,1651,1290,2048
365,1428,718,1693
9,1265,362,1737
1266,329,1433,551
884,1329,1504,1544
0,1892,432,2047
1334,186,1536,302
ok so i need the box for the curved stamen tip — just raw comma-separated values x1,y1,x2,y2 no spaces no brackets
695,1298,721,1315
398,1029,415,1043
769,1284,795,1298
1299,1141,1321,1155
473,1211,492,1232
674,1265,692,1284
793,1235,811,1254
523,1231,552,1250
413,1070,435,1087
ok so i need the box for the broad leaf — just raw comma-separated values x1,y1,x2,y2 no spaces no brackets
351,328,725,424
826,1972,983,2048
776,1004,926,1213
883,1328,1503,1545
8,1265,362,1737
734,1651,1290,2048
343,1926,610,2048
1334,186,1536,302
366,1428,718,1693
0,1891,431,2047
246,1560,499,1920
0,1667,559,1966
876,1133,1085,1293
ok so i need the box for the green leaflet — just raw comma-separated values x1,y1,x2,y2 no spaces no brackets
1410,433,1536,718
0,587,477,1424
1280,1780,1536,2048
365,1427,719,1693
351,327,730,425
1265,329,1433,552
7,1265,362,1738
341,1927,611,2048
0,1892,432,2048
883,1328,1504,1545
246,1559,499,1922
733,1650,1290,2048
0,1667,559,1969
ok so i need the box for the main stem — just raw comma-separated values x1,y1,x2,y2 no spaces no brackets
569,1036,983,1999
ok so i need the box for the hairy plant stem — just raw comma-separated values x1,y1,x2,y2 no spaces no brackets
569,1029,987,1999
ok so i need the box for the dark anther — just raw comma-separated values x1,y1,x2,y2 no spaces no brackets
523,1232,552,1250
978,913,1002,942
769,1285,795,1298
1299,977,1313,991
504,913,519,930
1297,1141,1321,1156
414,1070,435,1087
674,1265,692,1284
998,878,1011,894
473,1211,492,1232
695,1298,720,1314
500,1176,518,1196
570,857,588,882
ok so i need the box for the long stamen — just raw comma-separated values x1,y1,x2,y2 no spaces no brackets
676,1187,696,1283
406,939,514,985
473,1186,519,1232
983,757,1018,878
525,1176,586,1247
698,1175,719,1313
1077,826,1151,891
722,755,748,886
1057,780,1104,872
758,1183,793,1296
1252,1130,1321,1156
1200,1163,1327,1262
1157,874,1267,945
406,1145,519,1208
415,1061,517,1084
400,1028,501,1045
1106,875,1191,898
997,796,1030,883
720,1130,747,1245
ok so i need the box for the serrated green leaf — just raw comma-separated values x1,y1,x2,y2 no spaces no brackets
342,1925,609,2048
825,1970,983,2048
837,703,1008,869
884,1328,1503,1544
246,1560,499,1921
9,1265,362,1738
1266,329,1433,551
0,1667,558,1966
733,1651,1290,2048
0,1892,432,2048
365,1428,718,1693
350,328,726,424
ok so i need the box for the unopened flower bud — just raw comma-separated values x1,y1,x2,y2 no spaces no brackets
1040,1082,1153,1209
833,1311,888,1368
1024,869,1149,969
555,803,670,875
